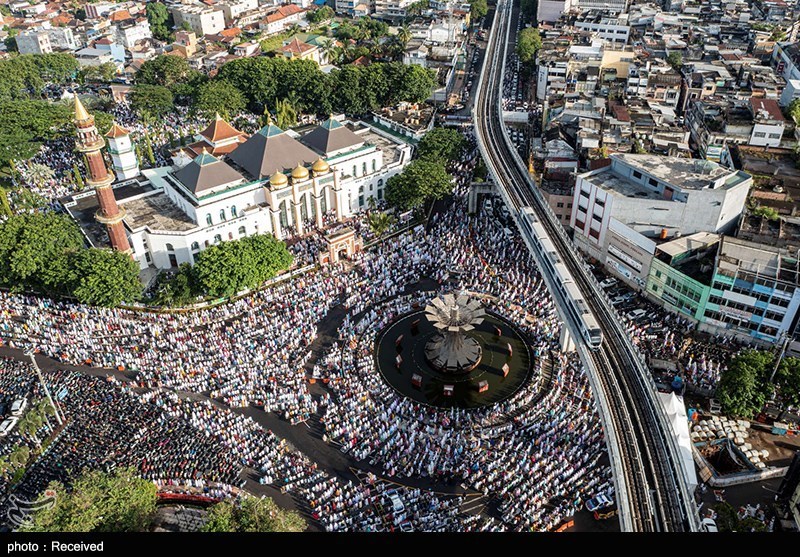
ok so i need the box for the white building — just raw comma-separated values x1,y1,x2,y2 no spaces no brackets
570,154,752,288
64,116,412,271
772,42,800,83
574,14,630,44
536,57,568,101
374,0,419,18
171,5,226,37
749,97,786,147
780,78,800,108
113,18,152,49
216,0,259,25
537,0,571,22
259,4,305,36
106,123,140,181
16,30,52,55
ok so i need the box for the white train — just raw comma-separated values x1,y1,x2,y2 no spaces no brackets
519,207,603,349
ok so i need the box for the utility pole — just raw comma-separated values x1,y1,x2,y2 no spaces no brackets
26,352,63,425
769,332,790,384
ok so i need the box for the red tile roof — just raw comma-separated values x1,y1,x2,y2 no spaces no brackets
105,122,131,138
750,97,785,122
108,9,132,22
200,115,246,143
282,37,314,55
220,27,242,38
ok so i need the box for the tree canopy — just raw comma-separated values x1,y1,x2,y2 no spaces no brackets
146,2,174,43
776,357,800,412
19,467,157,532
0,99,73,169
202,495,306,532
0,53,79,100
306,5,334,24
0,213,142,306
470,0,488,21
216,58,436,116
416,127,467,165
193,79,246,120
129,84,175,119
716,350,775,418
385,159,454,211
193,234,293,298
516,28,542,67
788,98,800,125
667,51,684,70
136,54,197,90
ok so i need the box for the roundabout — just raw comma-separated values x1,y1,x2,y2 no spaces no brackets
373,295,535,409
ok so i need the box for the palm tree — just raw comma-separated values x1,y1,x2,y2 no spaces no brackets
320,38,339,65
367,211,395,238
9,446,31,469
26,163,55,189
34,400,55,433
18,411,43,448
397,24,412,48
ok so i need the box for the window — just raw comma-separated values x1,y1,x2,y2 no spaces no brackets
768,133,781,139
300,194,308,221
377,188,383,200
567,203,572,208
204,240,210,248
372,159,376,172
632,170,642,180
648,178,658,187
353,165,357,177
228,232,234,240
279,200,288,228
231,206,237,218
206,214,213,226
191,242,200,251
219,209,226,221
557,202,564,208
238,226,246,236
753,132,766,138
214,234,222,244
166,243,174,252
362,162,367,175
378,179,383,188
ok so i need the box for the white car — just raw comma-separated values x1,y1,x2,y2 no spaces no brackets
0,416,19,437
385,489,405,514
701,517,718,532
627,308,647,321
10,398,27,416
599,278,618,289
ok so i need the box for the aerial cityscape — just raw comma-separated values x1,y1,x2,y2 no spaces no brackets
0,0,799,535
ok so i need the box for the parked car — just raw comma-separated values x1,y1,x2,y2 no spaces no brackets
398,521,414,532
599,278,618,289
701,517,718,532
585,492,614,512
384,489,405,514
0,416,19,437
10,397,27,416
627,308,647,320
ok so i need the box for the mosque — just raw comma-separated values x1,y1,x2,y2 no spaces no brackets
63,98,413,271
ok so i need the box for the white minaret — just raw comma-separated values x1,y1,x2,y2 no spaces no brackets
104,121,140,181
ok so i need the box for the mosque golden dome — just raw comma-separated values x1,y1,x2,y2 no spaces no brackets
269,171,288,187
311,158,330,174
291,164,309,180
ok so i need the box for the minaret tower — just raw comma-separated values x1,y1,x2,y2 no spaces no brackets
74,97,131,253
105,121,140,181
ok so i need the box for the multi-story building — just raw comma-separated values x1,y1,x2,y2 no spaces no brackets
171,5,226,37
573,12,631,44
335,0,371,17
64,115,413,271
569,154,751,289
772,42,800,83
536,55,569,101
781,79,800,107
703,237,800,343
572,0,628,14
216,0,259,25
374,0,417,19
749,97,787,147
16,29,52,55
538,0,572,22
259,4,305,36
113,18,152,49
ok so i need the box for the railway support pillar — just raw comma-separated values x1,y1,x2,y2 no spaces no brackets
559,326,575,353
467,182,494,214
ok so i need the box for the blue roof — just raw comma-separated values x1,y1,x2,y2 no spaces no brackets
314,0,327,5
194,152,218,166
257,123,285,137
320,117,343,130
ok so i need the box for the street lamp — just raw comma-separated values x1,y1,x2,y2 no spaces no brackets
26,351,64,426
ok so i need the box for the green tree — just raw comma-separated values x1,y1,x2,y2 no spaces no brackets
667,51,683,71
788,98,800,125
68,248,142,307
716,350,775,418
470,0,488,21
79,62,117,84
193,79,246,120
520,0,537,20
202,495,305,532
417,127,467,164
385,159,454,211
146,2,174,42
275,98,297,130
517,28,542,66
394,63,437,104
752,205,779,221
367,211,395,238
306,5,334,24
72,162,84,189
19,468,157,532
193,234,293,298
0,100,73,169
129,84,174,119
776,357,800,418
0,213,84,295
136,54,194,89
712,502,766,532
